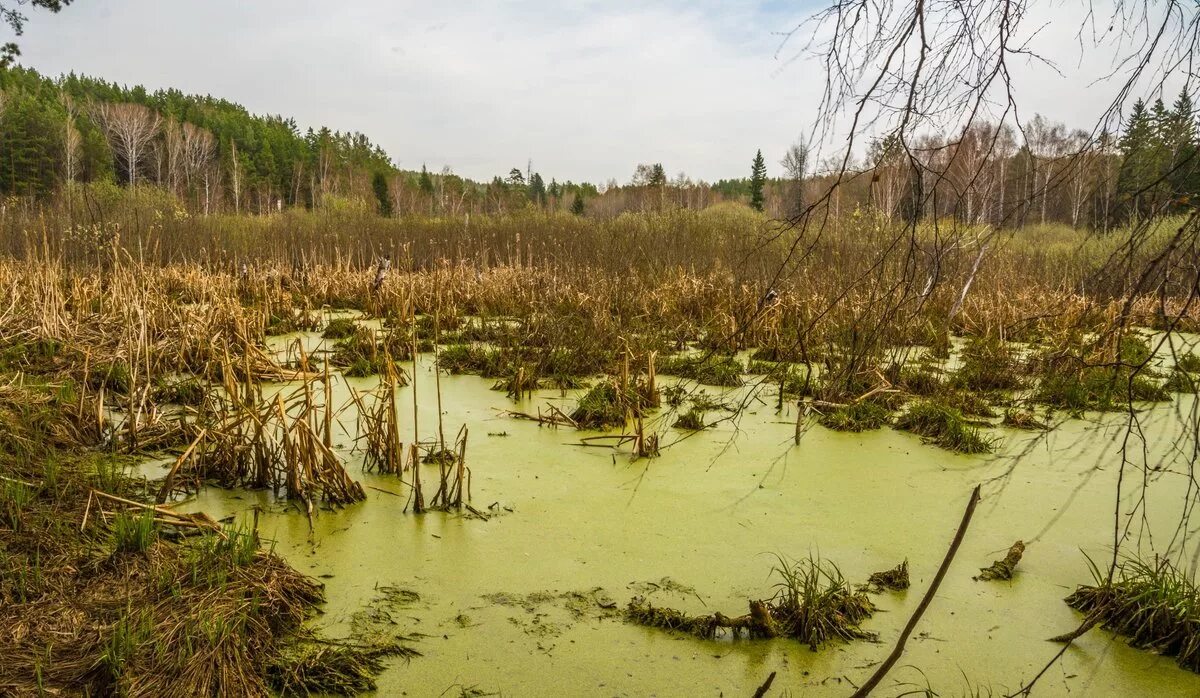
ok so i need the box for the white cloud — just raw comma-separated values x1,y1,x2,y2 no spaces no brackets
14,1,1172,182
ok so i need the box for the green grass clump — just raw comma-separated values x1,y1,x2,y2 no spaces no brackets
658,354,743,387
890,365,945,396
1118,333,1154,365
819,401,891,432
951,335,1023,392
1,479,34,531
112,510,157,554
1002,408,1049,430
672,407,707,430
87,360,132,394
569,380,633,429
894,400,997,454
1036,366,1169,412
322,317,359,339
267,641,420,695
1176,352,1200,373
1165,369,1198,394
436,344,509,376
767,555,877,649
939,390,998,418
1065,556,1200,673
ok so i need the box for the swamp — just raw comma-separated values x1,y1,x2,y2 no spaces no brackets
5,1,1200,696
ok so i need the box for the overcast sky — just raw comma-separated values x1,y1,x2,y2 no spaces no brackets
13,1,1151,184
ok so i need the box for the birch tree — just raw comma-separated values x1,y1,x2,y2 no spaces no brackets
91,101,160,186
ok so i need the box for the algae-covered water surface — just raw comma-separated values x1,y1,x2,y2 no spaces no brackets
148,331,1200,697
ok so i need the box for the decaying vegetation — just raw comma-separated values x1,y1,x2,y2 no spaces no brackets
0,382,409,696
0,189,1198,693
627,556,877,650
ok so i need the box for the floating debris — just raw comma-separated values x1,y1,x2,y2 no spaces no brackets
865,560,910,592
975,541,1026,581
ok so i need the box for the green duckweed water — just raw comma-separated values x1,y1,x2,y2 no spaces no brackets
157,331,1200,697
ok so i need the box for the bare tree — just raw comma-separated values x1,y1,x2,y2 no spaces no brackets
59,91,81,187
775,1,1200,692
780,140,810,217
90,102,160,186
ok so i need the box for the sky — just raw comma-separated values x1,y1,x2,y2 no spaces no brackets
10,0,1160,184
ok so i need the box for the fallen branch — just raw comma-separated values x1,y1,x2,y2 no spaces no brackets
851,484,982,697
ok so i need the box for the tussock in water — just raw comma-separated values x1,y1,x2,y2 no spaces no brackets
818,401,892,432
866,560,910,592
894,400,998,454
1003,408,1050,430
657,354,744,387
627,556,877,650
1065,557,1200,673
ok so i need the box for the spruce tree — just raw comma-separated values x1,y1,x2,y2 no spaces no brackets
418,164,433,194
1116,99,1157,220
372,171,392,216
528,172,546,206
570,192,585,215
749,149,767,212
1166,90,1199,200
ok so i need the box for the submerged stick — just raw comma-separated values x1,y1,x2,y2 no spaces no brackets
752,671,777,698
850,484,982,697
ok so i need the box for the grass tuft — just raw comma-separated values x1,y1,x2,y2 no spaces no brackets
894,400,997,454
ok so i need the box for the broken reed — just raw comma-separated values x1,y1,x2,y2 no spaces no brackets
186,353,366,519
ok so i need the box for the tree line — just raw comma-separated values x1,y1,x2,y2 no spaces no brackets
2,63,1197,227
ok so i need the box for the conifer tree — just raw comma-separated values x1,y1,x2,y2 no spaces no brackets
418,164,433,194
749,149,767,211
1116,99,1157,220
570,192,585,215
372,171,392,216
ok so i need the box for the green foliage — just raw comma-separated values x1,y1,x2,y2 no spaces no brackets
321,317,358,339
819,401,891,432
569,380,633,429
951,336,1023,391
1035,365,1170,412
658,354,743,387
112,510,157,554
749,149,767,212
672,407,707,430
0,479,34,531
1066,555,1200,673
570,192,585,216
0,64,395,211
1165,369,1197,394
1176,352,1200,373
371,171,392,216
101,609,153,683
768,555,877,649
894,400,997,454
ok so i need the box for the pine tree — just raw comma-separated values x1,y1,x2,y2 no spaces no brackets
372,171,392,216
418,164,433,194
1166,90,1199,201
527,172,546,206
649,163,666,187
1116,99,1157,221
749,149,767,212
570,192,585,215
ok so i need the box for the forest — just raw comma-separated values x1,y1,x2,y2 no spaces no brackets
3,64,1198,227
